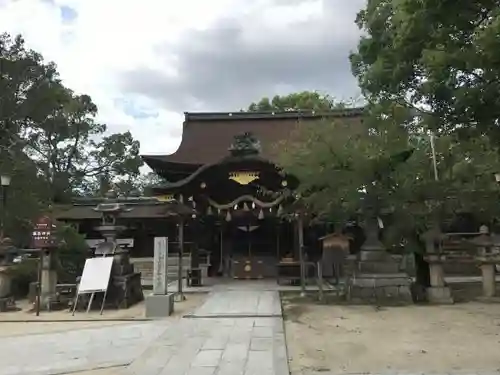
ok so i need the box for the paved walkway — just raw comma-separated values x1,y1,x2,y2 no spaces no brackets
125,288,288,375
0,286,288,375
0,321,169,375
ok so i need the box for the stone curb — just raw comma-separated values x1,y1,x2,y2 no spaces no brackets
183,313,283,318
23,361,129,375
0,317,156,323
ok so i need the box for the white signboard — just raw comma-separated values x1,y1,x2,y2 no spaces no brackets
153,237,169,295
78,257,114,293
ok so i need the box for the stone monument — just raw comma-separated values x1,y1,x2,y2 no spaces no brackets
145,236,174,317
348,212,413,304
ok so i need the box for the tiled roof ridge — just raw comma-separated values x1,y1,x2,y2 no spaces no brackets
184,107,365,121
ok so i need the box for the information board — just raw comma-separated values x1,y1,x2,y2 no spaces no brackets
78,257,114,293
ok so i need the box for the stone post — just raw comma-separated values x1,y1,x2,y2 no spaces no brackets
479,262,496,298
145,236,174,317
472,226,498,300
40,249,58,310
422,228,453,304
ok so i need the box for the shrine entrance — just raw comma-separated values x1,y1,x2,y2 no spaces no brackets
151,131,301,280
225,218,280,279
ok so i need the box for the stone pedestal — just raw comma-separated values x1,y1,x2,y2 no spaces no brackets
427,286,453,303
0,266,15,312
108,250,144,309
350,273,413,303
38,249,61,311
425,256,454,304
0,266,11,298
348,218,412,305
145,293,174,318
41,269,57,308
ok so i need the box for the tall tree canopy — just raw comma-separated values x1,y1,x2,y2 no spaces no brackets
1,33,142,201
247,91,348,112
350,0,500,140
277,112,500,247
0,33,143,244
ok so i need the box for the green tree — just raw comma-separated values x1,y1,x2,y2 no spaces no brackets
1,33,143,203
276,114,412,226
350,0,500,140
0,33,143,245
276,113,500,250
247,91,349,112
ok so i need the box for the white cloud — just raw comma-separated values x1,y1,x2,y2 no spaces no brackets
0,0,362,156
0,0,240,154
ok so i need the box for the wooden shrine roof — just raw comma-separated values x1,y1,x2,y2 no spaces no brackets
142,108,365,167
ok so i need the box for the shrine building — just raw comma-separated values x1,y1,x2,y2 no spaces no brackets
57,108,365,281
141,109,364,279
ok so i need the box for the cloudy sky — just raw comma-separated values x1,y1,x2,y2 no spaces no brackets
0,0,365,155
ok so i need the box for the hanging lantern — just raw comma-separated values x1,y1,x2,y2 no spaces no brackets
269,207,272,212
252,202,256,209
207,206,213,215
234,204,238,210
243,202,249,211
277,204,284,216
226,211,232,222
258,209,264,220
218,208,221,214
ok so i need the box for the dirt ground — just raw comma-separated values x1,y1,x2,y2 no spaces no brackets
283,296,500,375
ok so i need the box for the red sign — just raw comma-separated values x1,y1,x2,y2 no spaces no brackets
31,216,55,248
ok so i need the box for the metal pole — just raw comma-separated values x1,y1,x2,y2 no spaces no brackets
35,249,42,316
298,215,306,297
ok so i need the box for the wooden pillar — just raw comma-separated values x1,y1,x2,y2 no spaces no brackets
191,219,200,270
276,222,280,259
176,217,185,301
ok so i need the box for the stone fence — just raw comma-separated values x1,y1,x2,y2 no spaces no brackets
423,226,500,303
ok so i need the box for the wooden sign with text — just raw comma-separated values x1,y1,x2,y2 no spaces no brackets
31,216,55,249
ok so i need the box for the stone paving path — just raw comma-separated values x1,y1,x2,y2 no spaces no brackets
188,290,282,318
125,315,287,375
0,288,288,375
0,321,169,375
124,289,288,375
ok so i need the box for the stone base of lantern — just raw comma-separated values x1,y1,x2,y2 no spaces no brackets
108,272,144,309
0,296,15,312
348,273,413,305
426,286,454,304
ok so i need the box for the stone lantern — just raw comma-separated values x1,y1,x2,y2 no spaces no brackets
89,189,144,309
0,237,16,311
